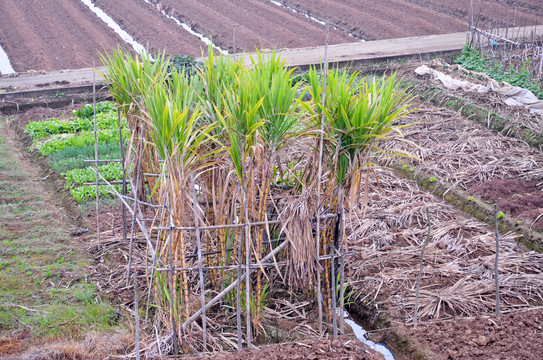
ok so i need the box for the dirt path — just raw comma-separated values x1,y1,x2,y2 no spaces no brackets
0,0,126,72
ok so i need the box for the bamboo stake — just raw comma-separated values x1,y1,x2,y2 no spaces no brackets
244,183,252,346
338,186,345,334
330,230,337,339
236,219,243,350
414,207,431,328
167,195,179,355
93,60,101,248
469,0,474,31
118,109,127,245
191,173,207,349
494,201,501,319
315,19,330,336
146,192,168,321
127,137,145,285
134,267,140,360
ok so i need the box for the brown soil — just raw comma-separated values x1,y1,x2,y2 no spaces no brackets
151,0,351,52
404,0,542,26
282,0,468,40
405,309,543,359
471,178,543,230
185,337,385,360
0,0,126,72
2,0,542,73
399,62,543,236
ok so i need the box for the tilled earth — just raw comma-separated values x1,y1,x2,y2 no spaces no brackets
405,309,543,359
185,337,385,360
1,0,542,72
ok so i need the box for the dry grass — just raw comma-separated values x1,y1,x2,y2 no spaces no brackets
346,164,543,323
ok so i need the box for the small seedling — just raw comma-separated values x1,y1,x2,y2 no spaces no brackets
468,196,473,201
402,164,408,169
498,211,504,219
430,177,437,182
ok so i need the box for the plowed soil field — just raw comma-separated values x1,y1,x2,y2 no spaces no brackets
0,0,542,73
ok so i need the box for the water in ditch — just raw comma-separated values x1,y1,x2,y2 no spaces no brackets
0,43,15,75
343,309,395,359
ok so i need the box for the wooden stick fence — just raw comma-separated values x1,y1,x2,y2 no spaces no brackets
91,31,351,355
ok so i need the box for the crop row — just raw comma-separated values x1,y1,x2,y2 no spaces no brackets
26,101,127,203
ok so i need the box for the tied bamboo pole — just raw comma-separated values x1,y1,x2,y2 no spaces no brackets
191,173,207,348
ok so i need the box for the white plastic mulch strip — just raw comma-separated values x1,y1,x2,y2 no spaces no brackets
270,0,325,26
268,1,364,42
0,42,15,75
79,0,150,58
343,310,395,359
142,0,228,55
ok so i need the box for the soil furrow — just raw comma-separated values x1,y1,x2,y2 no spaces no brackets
154,0,351,53
1,0,125,72
282,0,468,40
92,0,204,57
403,0,541,28
0,1,56,72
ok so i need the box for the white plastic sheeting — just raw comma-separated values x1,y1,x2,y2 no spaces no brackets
0,42,15,75
80,0,149,57
415,65,543,115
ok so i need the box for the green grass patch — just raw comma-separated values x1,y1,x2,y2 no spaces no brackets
0,116,121,338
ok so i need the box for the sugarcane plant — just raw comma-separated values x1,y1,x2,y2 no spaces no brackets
100,46,414,351
302,67,413,321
